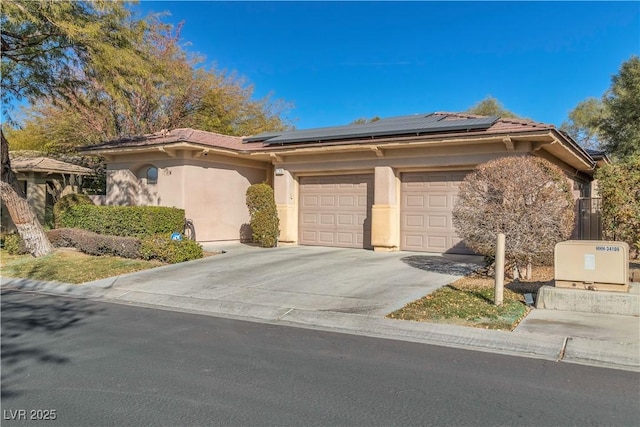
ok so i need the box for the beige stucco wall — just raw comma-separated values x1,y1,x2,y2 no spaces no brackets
105,151,267,242
371,166,400,251
26,174,47,223
182,159,267,241
274,168,297,244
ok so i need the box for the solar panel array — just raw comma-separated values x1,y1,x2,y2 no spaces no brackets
244,113,499,145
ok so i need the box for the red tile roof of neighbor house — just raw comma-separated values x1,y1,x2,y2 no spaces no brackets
82,112,562,154
84,128,248,151
11,157,93,175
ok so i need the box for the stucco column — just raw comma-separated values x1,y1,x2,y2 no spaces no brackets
274,168,297,244
26,173,47,223
372,166,400,251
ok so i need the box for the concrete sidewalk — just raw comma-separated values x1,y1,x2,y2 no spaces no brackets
2,243,638,372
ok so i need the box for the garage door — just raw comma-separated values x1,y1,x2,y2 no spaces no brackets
401,171,472,254
299,174,373,249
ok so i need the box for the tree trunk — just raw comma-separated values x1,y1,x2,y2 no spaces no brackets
1,130,53,257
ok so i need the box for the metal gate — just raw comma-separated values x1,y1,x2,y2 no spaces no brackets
578,198,602,240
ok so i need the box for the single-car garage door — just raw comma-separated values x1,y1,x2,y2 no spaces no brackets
401,171,472,254
299,174,373,249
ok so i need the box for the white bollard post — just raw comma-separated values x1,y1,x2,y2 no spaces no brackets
495,233,505,306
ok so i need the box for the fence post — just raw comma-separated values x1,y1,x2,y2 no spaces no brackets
494,233,505,306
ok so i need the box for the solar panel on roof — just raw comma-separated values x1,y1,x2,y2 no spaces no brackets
243,131,283,143
257,114,498,145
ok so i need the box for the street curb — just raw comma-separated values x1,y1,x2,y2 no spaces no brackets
1,276,97,298
3,276,639,372
97,290,640,372
563,337,640,370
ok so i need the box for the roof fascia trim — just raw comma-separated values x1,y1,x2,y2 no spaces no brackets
80,141,242,157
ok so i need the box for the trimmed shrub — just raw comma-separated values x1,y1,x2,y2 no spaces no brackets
53,193,95,228
246,183,279,248
47,228,141,259
58,205,184,238
453,156,575,272
139,235,203,264
46,228,78,248
3,233,28,255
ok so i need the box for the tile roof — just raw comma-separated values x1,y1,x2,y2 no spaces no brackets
11,157,93,175
84,128,248,151
83,113,563,154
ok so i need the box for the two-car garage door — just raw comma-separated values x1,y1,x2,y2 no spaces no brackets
299,174,373,249
298,171,471,253
400,171,472,254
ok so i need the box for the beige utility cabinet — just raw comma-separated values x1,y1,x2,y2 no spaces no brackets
554,240,629,292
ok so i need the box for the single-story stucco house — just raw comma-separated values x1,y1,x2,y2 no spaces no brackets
81,112,603,254
1,157,93,232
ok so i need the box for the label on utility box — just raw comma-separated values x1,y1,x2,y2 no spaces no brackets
584,253,596,270
595,245,620,252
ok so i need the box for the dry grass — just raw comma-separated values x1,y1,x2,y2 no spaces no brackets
389,258,638,330
0,249,164,284
388,266,554,331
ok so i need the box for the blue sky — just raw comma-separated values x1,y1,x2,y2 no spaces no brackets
134,1,638,130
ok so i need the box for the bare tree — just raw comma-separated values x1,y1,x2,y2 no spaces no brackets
453,156,575,278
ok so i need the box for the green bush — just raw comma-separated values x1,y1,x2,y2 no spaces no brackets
53,193,95,228
47,228,141,259
59,205,185,238
595,156,640,257
246,183,279,248
3,233,28,255
139,235,203,264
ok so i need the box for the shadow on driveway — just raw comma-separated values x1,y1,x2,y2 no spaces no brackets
400,255,482,276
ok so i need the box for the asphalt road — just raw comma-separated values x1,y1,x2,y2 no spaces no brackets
2,290,638,427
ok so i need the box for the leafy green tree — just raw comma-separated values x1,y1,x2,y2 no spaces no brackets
597,56,640,159
466,96,521,118
563,56,640,158
560,98,606,149
189,71,291,136
1,0,147,117
595,156,640,258
1,0,147,256
6,17,291,154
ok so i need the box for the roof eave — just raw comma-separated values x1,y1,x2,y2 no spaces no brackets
80,141,244,158
548,129,596,171
14,168,92,175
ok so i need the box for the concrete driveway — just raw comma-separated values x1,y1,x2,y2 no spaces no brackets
98,244,482,317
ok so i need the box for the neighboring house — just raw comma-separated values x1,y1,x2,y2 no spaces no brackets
1,157,93,232
81,112,601,254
